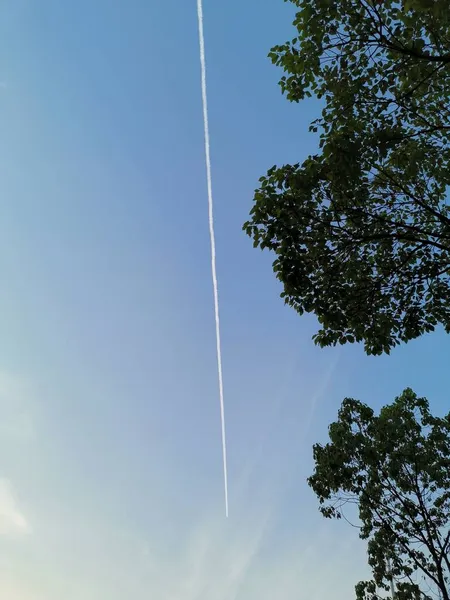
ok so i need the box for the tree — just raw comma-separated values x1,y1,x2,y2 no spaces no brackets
308,388,450,600
243,0,450,355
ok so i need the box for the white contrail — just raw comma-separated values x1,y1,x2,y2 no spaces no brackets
196,0,229,518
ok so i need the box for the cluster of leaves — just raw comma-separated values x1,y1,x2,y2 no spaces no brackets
244,0,450,354
308,389,450,600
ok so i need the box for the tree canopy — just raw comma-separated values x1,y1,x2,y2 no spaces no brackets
308,388,450,600
244,0,450,354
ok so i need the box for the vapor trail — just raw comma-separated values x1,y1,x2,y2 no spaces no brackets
196,0,229,518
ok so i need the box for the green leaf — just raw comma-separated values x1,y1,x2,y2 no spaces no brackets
244,0,450,355
308,389,450,600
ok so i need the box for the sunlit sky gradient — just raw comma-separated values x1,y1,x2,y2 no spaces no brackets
0,1,449,598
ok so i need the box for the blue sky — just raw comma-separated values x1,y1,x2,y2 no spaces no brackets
0,1,449,598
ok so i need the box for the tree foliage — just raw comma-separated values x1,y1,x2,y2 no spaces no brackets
244,0,450,354
308,389,450,600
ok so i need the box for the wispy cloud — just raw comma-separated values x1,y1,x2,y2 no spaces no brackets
120,508,366,600
0,478,30,536
171,505,273,600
